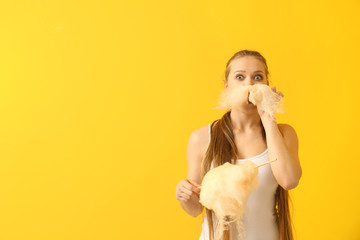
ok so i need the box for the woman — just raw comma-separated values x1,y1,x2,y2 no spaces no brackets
175,50,302,240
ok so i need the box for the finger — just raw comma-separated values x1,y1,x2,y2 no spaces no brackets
180,185,199,198
176,194,189,202
180,191,197,201
277,91,284,97
186,179,201,192
182,189,199,199
177,197,188,202
187,179,201,187
179,191,191,200
180,187,193,196
176,191,189,201
183,181,196,192
271,86,276,92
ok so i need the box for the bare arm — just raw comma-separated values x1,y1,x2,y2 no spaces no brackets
176,129,205,217
257,87,302,190
265,122,302,190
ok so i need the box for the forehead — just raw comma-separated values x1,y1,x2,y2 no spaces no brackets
229,56,266,73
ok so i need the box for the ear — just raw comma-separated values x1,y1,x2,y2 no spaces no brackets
224,81,228,89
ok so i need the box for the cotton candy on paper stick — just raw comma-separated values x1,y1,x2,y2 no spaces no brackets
199,158,277,240
199,161,258,240
215,84,284,118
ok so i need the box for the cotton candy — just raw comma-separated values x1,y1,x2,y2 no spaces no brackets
215,84,284,118
199,161,259,240
215,85,253,111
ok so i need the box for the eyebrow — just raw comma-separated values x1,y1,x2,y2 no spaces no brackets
234,70,264,74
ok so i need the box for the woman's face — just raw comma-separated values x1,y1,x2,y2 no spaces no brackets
225,56,268,89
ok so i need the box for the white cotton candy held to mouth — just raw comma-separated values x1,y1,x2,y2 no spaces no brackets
215,84,285,118
199,161,259,240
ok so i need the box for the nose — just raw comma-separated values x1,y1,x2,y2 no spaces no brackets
244,76,256,85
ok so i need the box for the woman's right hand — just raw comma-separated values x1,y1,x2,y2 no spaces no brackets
176,179,201,202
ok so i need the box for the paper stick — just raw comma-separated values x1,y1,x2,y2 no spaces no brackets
256,158,277,168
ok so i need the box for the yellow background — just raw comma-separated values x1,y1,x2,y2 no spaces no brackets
0,0,359,239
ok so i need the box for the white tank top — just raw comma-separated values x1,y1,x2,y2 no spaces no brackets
199,123,279,240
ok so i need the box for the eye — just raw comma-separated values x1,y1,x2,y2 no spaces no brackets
236,74,244,80
254,75,263,80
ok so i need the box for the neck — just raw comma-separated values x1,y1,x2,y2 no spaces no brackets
230,109,262,132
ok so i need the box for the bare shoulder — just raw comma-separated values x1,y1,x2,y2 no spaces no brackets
277,123,299,150
278,123,297,136
186,123,212,183
188,123,211,156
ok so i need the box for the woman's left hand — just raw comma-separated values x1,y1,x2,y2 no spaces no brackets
257,86,284,128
